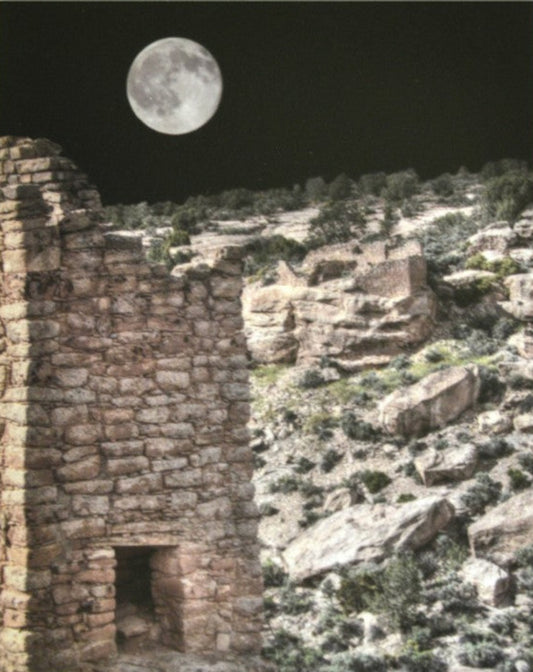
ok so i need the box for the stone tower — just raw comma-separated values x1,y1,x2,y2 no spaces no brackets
0,137,263,671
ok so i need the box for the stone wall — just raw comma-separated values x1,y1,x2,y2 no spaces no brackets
0,137,263,671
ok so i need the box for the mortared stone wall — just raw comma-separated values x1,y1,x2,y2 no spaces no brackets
0,137,263,671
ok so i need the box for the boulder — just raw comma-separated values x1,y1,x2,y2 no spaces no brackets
477,409,513,435
415,443,478,486
282,496,454,581
514,209,533,239
379,365,481,437
513,413,533,433
502,273,533,321
460,557,511,606
468,490,533,563
467,225,516,254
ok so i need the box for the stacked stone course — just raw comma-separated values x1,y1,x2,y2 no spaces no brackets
0,137,263,671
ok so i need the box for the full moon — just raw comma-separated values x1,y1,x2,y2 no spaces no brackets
126,37,223,135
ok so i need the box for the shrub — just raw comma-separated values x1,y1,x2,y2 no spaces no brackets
458,641,505,667
306,201,366,248
305,176,328,202
278,583,314,615
398,493,417,503
382,169,420,202
431,172,455,197
294,457,316,474
262,560,287,587
518,453,533,475
341,412,378,441
482,171,533,222
359,470,391,494
328,173,354,201
321,652,387,672
258,502,278,517
478,437,513,460
398,649,448,672
166,227,191,246
321,449,343,473
460,473,502,515
269,475,300,494
507,468,531,491
263,629,324,672
376,554,423,631
359,172,387,196
337,565,382,614
298,369,326,389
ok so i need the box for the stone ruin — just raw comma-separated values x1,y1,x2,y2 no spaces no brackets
0,137,263,671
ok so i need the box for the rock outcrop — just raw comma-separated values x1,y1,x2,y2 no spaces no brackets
243,243,436,367
414,443,478,486
282,496,454,581
460,558,511,606
468,490,533,563
379,365,481,437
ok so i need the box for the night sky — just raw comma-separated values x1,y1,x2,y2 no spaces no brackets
1,2,532,206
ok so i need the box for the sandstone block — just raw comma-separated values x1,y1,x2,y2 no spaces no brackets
380,365,480,437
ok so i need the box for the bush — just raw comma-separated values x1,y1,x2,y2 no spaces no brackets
269,475,300,494
376,554,423,631
359,470,392,494
337,565,382,614
262,560,287,587
458,641,505,667
507,468,531,491
461,473,502,515
294,456,316,474
382,169,420,202
431,173,455,198
478,437,513,460
321,652,387,672
482,171,533,222
518,453,533,475
328,173,354,201
305,176,328,202
263,629,324,672
306,201,366,248
321,449,343,473
341,412,378,441
359,172,387,196
298,369,326,389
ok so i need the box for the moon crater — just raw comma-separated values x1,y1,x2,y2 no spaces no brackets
127,37,222,135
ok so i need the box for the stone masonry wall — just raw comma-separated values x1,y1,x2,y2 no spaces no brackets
0,137,263,671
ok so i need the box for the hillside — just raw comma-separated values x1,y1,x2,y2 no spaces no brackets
109,162,533,672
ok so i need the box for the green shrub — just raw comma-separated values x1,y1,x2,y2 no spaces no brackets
294,457,316,474
359,172,387,196
431,173,455,198
298,369,326,389
514,544,533,568
482,171,533,222
320,449,343,473
458,641,505,667
377,554,423,631
398,648,448,672
337,565,382,614
341,412,378,441
518,453,533,475
478,437,513,460
166,227,191,246
359,470,392,494
278,583,314,615
305,176,328,202
398,493,417,503
507,468,531,491
269,475,300,494
328,173,354,201
306,201,365,248
382,169,420,202
320,651,388,672
263,629,324,672
258,502,278,516
461,473,502,515
262,560,287,587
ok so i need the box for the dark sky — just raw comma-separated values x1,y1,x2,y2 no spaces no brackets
1,2,532,205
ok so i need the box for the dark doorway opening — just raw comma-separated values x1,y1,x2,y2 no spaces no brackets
114,547,159,652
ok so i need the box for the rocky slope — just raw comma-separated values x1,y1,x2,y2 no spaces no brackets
114,165,533,671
